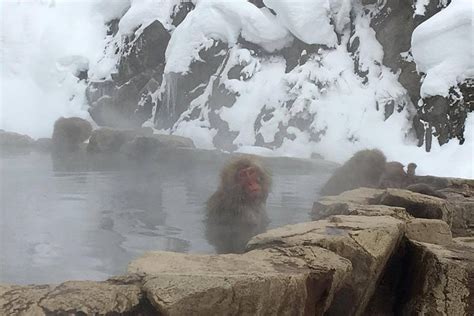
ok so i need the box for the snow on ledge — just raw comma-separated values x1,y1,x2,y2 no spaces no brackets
263,0,351,46
165,0,292,74
411,0,474,97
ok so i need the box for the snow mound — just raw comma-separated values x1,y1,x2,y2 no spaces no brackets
411,0,474,97
165,0,291,73
118,0,181,35
263,0,351,46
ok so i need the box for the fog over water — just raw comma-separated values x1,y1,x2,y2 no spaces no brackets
0,152,331,284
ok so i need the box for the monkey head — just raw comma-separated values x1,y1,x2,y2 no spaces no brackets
237,166,263,200
219,155,271,203
407,163,417,177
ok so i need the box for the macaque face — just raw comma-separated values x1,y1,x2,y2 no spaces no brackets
238,167,262,199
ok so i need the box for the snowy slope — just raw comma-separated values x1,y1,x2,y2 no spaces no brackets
0,0,472,178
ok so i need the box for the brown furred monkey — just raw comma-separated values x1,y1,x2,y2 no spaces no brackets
320,149,387,196
379,161,407,189
407,162,417,177
205,155,271,253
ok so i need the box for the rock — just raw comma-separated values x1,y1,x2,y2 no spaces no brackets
87,127,152,153
129,248,351,316
454,236,474,249
312,188,385,219
414,79,473,151
0,284,53,316
120,134,196,159
116,20,170,85
370,0,423,105
88,20,170,128
346,204,413,221
155,40,230,130
38,280,143,315
0,130,34,154
442,189,474,237
0,276,149,316
51,117,92,153
247,215,405,316
171,0,194,27
376,188,454,226
405,218,452,246
398,240,474,315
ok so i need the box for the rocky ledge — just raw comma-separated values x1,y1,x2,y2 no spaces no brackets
1,176,473,315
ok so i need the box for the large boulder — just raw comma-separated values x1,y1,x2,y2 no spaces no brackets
154,40,230,130
0,275,149,316
441,186,474,237
365,233,472,315
375,188,454,226
0,130,34,154
405,218,452,246
87,20,170,128
129,248,351,316
86,127,152,153
247,215,405,316
313,187,425,223
51,117,92,153
398,239,474,315
120,134,196,159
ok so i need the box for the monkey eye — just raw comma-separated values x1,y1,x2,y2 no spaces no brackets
238,167,256,179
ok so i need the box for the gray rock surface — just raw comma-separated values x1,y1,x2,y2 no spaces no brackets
129,248,352,316
0,130,34,154
405,218,452,246
376,188,454,226
248,215,405,316
88,20,170,128
399,240,474,315
0,276,148,316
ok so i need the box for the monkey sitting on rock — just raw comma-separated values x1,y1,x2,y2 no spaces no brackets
320,149,387,196
321,149,446,199
205,155,272,253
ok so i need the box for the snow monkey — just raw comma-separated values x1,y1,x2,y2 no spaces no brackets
320,149,387,195
205,155,272,253
379,161,408,189
407,162,417,178
52,117,92,153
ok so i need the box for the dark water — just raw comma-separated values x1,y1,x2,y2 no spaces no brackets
0,151,333,284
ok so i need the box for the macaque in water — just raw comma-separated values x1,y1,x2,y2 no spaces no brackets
320,149,387,196
205,155,271,253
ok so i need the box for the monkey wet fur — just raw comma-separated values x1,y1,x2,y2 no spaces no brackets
206,155,272,225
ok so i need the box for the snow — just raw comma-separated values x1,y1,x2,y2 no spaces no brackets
1,0,109,137
118,0,180,35
170,5,472,178
414,0,431,16
411,0,474,97
165,0,291,73
264,0,351,46
0,0,472,179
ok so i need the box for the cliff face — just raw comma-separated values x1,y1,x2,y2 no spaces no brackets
86,0,472,156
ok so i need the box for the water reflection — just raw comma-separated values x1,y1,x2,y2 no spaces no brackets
0,152,332,284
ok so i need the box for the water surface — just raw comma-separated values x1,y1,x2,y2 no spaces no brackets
0,151,332,284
